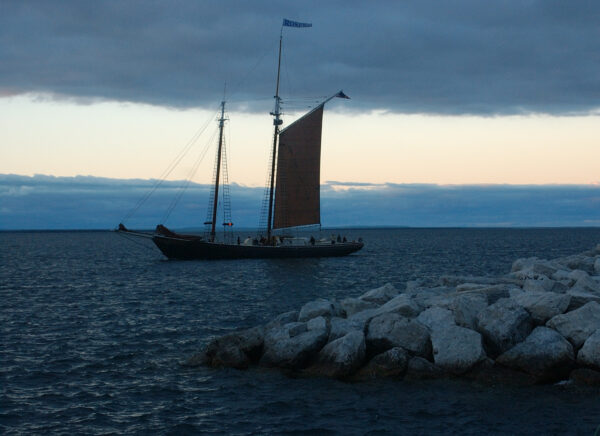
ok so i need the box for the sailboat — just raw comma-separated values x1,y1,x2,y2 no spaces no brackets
118,19,364,260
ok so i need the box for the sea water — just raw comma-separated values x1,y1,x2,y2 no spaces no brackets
2,228,600,434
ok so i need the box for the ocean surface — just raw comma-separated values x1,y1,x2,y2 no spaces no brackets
2,228,600,435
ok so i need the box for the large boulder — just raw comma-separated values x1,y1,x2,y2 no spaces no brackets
376,293,421,317
329,316,368,342
355,347,409,379
404,356,444,380
565,289,600,311
359,283,399,305
522,276,555,293
260,318,329,369
512,291,571,324
476,298,533,356
456,284,513,304
431,325,486,374
298,298,336,322
546,301,600,349
511,257,558,279
310,331,366,378
417,306,456,332
199,325,265,369
451,292,488,329
576,330,600,369
496,327,574,382
366,313,431,358
340,297,378,317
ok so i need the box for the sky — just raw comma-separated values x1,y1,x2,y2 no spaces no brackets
1,1,599,228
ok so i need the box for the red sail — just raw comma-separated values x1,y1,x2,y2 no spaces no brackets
273,105,323,230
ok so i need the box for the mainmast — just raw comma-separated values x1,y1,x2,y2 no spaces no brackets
210,100,227,242
266,30,284,241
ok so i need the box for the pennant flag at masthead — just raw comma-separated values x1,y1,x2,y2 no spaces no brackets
283,19,312,28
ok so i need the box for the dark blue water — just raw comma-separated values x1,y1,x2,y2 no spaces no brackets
2,228,600,435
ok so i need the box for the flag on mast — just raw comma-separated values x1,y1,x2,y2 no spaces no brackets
283,19,312,28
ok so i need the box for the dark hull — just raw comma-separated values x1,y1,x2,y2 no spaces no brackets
152,236,363,260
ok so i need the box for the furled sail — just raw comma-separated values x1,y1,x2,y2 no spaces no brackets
273,104,323,229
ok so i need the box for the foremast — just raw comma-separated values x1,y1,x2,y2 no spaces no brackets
210,100,227,242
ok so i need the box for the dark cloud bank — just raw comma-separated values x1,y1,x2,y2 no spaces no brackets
1,174,598,230
1,1,599,114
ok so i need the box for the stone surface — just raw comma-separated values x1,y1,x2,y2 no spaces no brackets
404,356,444,380
576,329,600,369
431,325,486,374
595,258,600,275
359,283,399,305
512,291,571,324
260,322,329,369
565,289,600,311
523,276,555,293
476,298,533,356
496,327,574,382
329,316,368,342
311,331,366,378
298,299,336,322
355,347,409,379
377,293,421,318
417,307,456,332
451,292,488,329
201,325,265,369
366,313,431,358
456,284,513,305
340,297,378,317
546,301,600,349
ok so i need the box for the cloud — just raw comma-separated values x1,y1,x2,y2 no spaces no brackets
1,174,599,230
1,1,599,115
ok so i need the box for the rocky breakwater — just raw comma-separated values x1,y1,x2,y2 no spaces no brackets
188,244,600,386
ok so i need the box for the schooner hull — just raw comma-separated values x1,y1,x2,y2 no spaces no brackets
152,236,363,260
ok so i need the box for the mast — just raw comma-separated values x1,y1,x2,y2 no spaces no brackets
266,29,284,240
210,100,226,242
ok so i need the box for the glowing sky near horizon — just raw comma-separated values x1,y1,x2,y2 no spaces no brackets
2,94,599,187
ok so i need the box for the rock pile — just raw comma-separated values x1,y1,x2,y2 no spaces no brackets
188,244,600,385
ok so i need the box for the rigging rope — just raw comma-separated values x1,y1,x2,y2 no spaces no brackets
120,105,220,224
160,127,218,224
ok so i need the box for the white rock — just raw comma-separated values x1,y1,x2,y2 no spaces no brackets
496,327,574,381
568,269,590,282
523,276,555,293
512,291,571,324
547,301,600,349
456,284,513,304
431,325,486,374
340,297,377,317
358,347,409,379
476,298,533,356
366,313,431,358
329,316,368,342
377,293,421,317
307,316,328,332
452,292,488,330
359,283,399,305
577,330,600,370
260,322,329,369
573,275,600,293
298,298,335,322
417,307,456,332
312,331,366,378
566,289,600,311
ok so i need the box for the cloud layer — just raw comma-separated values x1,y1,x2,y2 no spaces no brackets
1,1,599,114
1,174,598,230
